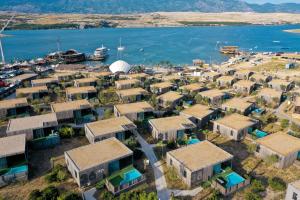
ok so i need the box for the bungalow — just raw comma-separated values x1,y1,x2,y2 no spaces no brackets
0,98,29,119
233,80,256,94
89,71,112,79
268,79,294,92
285,180,300,200
0,134,28,187
16,86,48,100
115,79,141,90
213,113,258,141
114,101,154,121
198,89,228,106
180,104,218,128
256,133,300,168
125,73,149,81
234,70,254,80
74,77,98,87
85,116,136,143
66,86,97,101
31,77,59,87
157,91,183,109
221,98,255,115
6,113,58,141
202,72,221,82
258,88,283,106
216,67,236,76
166,141,233,188
8,73,38,85
216,76,236,88
149,116,196,141
150,82,173,95
179,83,206,94
65,137,133,187
162,74,182,82
54,72,76,82
249,74,272,84
51,99,94,124
116,88,149,103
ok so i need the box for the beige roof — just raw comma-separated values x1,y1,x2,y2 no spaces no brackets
149,115,196,132
233,80,255,88
258,88,282,98
51,99,92,112
179,83,204,92
250,74,270,81
66,86,96,95
0,134,26,158
150,82,173,89
126,73,149,79
217,76,235,82
269,79,291,86
53,72,76,78
235,70,253,76
31,77,58,84
8,73,37,83
7,113,57,133
86,116,136,137
217,67,236,74
89,71,112,77
181,104,215,119
115,102,154,114
157,91,183,102
257,133,300,156
291,180,300,190
0,98,28,109
168,141,233,172
66,137,133,171
203,71,221,77
116,88,148,97
222,98,253,112
162,74,181,81
199,89,225,98
214,113,257,130
115,79,140,86
74,77,98,84
16,86,48,94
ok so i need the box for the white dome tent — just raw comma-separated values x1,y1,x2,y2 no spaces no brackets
109,60,132,74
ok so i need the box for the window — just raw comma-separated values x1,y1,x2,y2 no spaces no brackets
292,192,298,200
256,145,260,153
170,159,173,166
183,170,187,178
217,125,220,131
74,170,78,178
230,130,234,136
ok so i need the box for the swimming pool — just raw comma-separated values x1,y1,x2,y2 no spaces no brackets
225,172,245,188
254,130,268,138
120,169,142,185
5,165,28,175
187,138,201,145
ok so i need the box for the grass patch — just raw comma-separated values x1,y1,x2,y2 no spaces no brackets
162,161,188,190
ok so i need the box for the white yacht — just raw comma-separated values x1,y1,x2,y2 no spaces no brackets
93,45,109,60
117,38,125,52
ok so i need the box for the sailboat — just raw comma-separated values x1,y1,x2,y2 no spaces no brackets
117,38,125,52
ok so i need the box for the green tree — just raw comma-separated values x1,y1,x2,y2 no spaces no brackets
244,192,262,200
268,177,287,191
58,126,75,138
280,119,289,129
250,179,265,193
103,108,113,119
58,192,82,200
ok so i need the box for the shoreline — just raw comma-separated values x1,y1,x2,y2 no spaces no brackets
284,29,300,33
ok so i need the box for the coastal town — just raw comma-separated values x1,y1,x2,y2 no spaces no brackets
0,46,300,200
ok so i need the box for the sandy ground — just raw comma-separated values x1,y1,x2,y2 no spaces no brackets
2,12,300,28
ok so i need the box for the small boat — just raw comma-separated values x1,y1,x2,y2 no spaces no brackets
273,40,281,43
139,48,144,52
117,38,125,51
92,45,109,60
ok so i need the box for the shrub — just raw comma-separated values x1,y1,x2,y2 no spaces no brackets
280,119,289,129
58,126,75,138
42,186,60,200
29,190,42,200
268,177,287,191
250,179,265,193
264,154,279,165
58,192,82,200
45,164,67,183
166,140,177,149
244,192,262,200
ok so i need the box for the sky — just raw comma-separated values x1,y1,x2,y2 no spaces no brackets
245,0,300,4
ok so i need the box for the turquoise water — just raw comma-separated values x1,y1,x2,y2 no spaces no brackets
254,130,268,138
187,138,201,145
6,165,28,175
2,25,300,65
120,169,142,185
226,172,245,188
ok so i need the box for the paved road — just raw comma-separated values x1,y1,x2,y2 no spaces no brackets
133,130,170,200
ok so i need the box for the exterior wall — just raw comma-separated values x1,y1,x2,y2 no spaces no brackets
67,92,97,101
217,80,234,87
159,98,182,109
114,107,139,121
259,94,282,106
295,106,300,114
55,110,74,121
85,125,128,144
6,129,33,141
150,123,189,141
256,145,298,168
222,104,254,115
0,108,7,119
116,83,137,90
75,81,96,87
268,82,293,92
285,183,300,200
213,122,248,141
180,112,216,128
233,85,254,94
150,86,171,95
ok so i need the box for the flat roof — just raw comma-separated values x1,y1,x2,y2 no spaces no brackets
0,98,28,109
126,73,149,79
16,86,48,94
0,134,26,158
7,113,57,133
258,88,282,98
66,137,133,171
168,141,233,172
233,80,255,88
203,71,221,77
257,133,300,156
74,77,98,84
179,83,204,92
157,91,183,102
181,104,215,119
86,116,136,137
116,88,148,97
115,79,140,86
51,99,91,112
199,89,225,98
269,79,291,86
222,98,253,112
149,115,196,132
89,71,112,77
66,86,96,94
115,101,154,114
214,113,257,130
235,70,253,75
8,73,37,82
251,73,270,80
217,76,235,82
150,82,173,89
162,74,181,81
53,72,76,78
31,77,58,84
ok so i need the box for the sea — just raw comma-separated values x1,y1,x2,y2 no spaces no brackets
2,24,300,65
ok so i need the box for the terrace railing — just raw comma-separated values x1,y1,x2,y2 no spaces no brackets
212,178,250,196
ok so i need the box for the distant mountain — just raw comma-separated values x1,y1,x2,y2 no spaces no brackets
0,0,300,14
